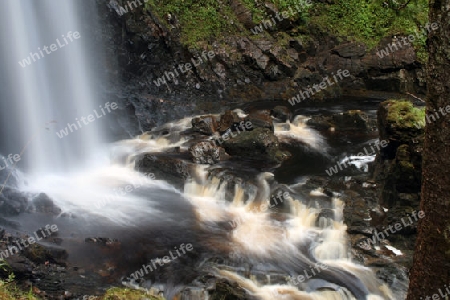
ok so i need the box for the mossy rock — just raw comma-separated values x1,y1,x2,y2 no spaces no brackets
385,100,425,129
101,288,164,300
393,144,420,193
377,100,425,159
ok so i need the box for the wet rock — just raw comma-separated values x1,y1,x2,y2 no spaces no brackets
191,115,218,135
331,110,374,131
189,142,229,165
307,111,376,132
271,106,291,122
377,100,425,158
3,255,34,278
222,128,287,163
29,193,62,215
246,110,274,132
85,237,120,246
24,243,68,265
207,168,258,203
306,115,333,130
315,208,336,228
0,187,28,216
209,279,251,300
218,110,243,133
135,153,194,185
343,193,373,229
269,188,291,212
373,100,424,229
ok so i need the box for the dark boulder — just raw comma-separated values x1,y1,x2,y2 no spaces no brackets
222,128,289,163
192,115,218,135
218,110,243,133
331,110,374,131
246,110,274,132
271,106,291,122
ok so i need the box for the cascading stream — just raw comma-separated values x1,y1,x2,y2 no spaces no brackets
0,2,397,298
184,164,392,300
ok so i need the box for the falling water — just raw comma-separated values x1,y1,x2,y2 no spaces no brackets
0,0,105,175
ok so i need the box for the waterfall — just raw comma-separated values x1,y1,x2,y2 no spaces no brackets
0,0,105,175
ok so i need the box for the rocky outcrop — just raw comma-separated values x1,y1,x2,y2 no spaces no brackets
222,127,289,163
93,1,427,137
372,100,424,233
307,110,377,131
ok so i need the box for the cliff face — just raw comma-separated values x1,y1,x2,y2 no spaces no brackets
94,0,427,137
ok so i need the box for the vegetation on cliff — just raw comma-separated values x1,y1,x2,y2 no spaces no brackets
144,0,429,60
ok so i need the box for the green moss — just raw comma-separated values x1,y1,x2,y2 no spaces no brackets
101,287,164,300
0,284,39,300
386,100,425,129
0,260,39,300
144,0,238,48
142,0,428,61
309,0,429,60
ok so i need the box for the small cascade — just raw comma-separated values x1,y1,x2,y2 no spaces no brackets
274,115,328,151
183,164,393,300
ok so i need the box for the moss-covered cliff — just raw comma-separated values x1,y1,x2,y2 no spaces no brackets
99,0,429,137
